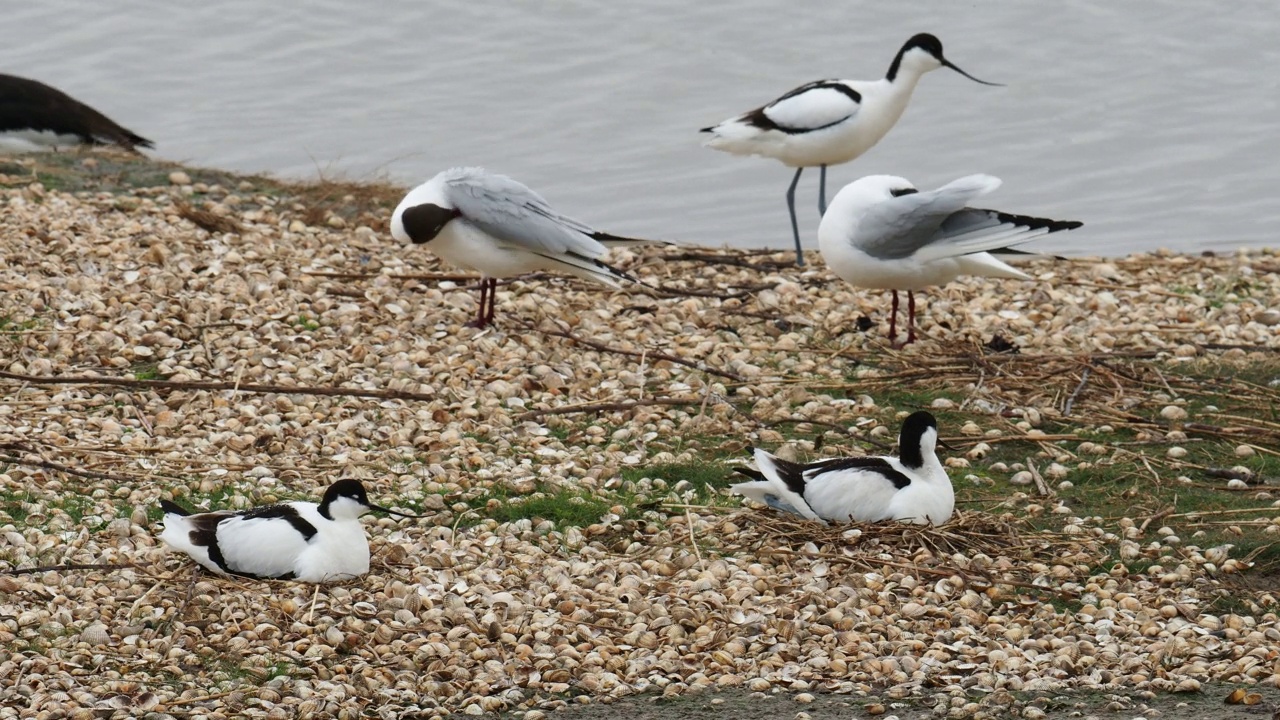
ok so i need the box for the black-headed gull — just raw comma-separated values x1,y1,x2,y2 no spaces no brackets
818,173,1082,344
390,167,658,328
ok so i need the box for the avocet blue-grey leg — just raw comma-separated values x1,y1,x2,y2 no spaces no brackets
818,165,828,216
786,167,805,266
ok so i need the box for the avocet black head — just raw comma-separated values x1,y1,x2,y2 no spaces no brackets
320,479,426,521
896,411,940,469
890,33,1003,87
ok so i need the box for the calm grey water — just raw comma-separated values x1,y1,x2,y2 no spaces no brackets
3,2,1278,257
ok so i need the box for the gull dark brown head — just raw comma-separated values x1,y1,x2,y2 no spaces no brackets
398,204,462,244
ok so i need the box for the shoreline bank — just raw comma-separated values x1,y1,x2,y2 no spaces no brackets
1,151,1279,718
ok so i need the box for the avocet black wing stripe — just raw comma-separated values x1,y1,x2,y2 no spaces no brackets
240,504,319,541
743,81,862,135
808,456,912,489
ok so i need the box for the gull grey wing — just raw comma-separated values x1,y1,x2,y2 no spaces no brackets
913,208,1084,262
518,191,598,236
943,208,1082,241
855,175,1005,261
442,170,607,259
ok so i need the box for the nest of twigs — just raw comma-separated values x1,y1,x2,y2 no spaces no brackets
742,508,1034,556
702,508,1107,599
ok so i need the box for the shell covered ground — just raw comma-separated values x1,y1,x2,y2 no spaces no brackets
2,155,1280,719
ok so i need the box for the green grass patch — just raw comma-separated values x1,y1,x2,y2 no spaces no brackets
129,362,162,381
0,488,32,524
469,485,613,528
143,503,168,524
0,316,38,335
166,481,268,519
1166,276,1269,308
50,494,96,524
621,460,736,504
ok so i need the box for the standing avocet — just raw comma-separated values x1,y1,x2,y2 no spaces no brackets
390,167,660,329
818,173,1082,345
159,480,424,583
701,33,1000,266
732,411,953,525
0,73,152,153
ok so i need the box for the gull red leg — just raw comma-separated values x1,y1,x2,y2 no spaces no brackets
469,278,491,328
906,291,917,345
484,278,497,327
888,290,900,344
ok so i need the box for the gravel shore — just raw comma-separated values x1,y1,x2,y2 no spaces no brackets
1,159,1279,719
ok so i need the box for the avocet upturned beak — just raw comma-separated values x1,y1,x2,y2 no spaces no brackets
938,437,960,452
942,59,1003,87
367,503,427,519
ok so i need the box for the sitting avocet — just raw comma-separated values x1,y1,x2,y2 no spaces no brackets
159,479,424,583
731,410,953,525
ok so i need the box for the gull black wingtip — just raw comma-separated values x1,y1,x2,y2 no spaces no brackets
993,247,1071,262
588,230,673,247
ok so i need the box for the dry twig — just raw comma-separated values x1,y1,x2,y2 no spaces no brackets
516,396,712,421
1,562,144,576
0,369,434,402
525,321,745,382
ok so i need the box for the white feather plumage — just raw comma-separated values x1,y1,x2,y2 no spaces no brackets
817,174,1082,343
700,33,1000,266
159,481,419,583
731,411,954,526
389,167,661,327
